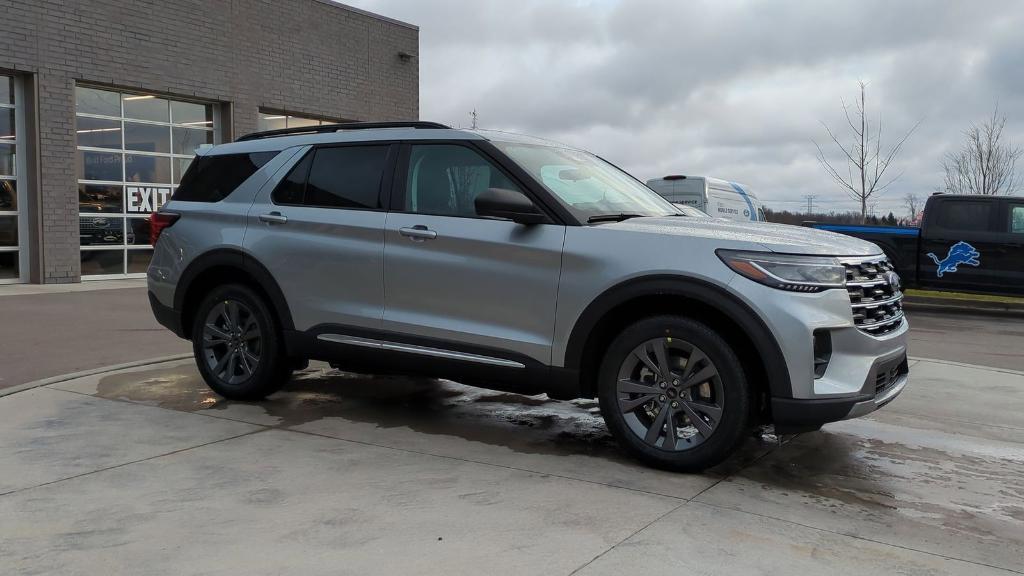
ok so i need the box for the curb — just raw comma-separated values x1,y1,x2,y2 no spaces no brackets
902,296,1024,318
0,354,193,398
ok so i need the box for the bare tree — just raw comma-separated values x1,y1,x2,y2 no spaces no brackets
815,81,921,223
940,105,1022,195
903,192,922,221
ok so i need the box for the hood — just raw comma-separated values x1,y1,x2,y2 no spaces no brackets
608,216,882,257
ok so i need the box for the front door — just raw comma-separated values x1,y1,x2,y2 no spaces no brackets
245,143,396,331
382,143,564,365
918,197,1004,293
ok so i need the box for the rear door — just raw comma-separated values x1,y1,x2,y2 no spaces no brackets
244,143,396,331
918,197,1002,292
382,142,564,365
707,183,750,222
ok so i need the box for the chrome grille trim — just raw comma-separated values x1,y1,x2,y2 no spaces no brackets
850,294,903,308
841,256,904,336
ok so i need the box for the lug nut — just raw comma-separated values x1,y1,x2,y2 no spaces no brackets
673,379,679,386
671,401,679,408
659,395,666,402
659,382,667,389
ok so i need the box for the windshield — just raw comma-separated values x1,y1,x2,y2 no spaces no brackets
492,142,679,222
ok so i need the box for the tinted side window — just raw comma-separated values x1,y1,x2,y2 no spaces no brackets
935,200,992,232
271,151,312,205
305,146,389,209
172,152,278,202
405,144,521,217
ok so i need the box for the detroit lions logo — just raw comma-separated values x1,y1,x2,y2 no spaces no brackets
926,241,981,278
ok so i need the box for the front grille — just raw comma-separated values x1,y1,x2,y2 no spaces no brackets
843,257,904,336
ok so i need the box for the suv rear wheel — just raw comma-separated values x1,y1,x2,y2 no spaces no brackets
191,284,291,400
598,315,750,472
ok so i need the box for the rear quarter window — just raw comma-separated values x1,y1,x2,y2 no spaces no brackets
172,151,279,202
1009,204,1024,234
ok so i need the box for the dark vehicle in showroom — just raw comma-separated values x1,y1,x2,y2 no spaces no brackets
79,215,134,246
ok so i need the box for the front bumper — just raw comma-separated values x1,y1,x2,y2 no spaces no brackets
726,268,910,433
771,349,909,433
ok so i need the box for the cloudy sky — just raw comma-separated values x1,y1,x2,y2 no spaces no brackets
345,0,1023,216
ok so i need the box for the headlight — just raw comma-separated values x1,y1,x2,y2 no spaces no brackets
717,250,846,292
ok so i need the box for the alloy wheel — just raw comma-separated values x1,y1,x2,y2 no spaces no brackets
616,337,725,451
202,299,262,385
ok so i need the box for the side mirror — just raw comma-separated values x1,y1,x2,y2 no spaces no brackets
475,188,548,225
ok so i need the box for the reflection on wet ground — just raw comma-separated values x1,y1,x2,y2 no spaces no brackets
94,362,773,477
696,419,1024,568
92,360,1024,568
96,364,620,457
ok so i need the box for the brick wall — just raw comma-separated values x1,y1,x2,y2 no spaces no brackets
1,0,419,282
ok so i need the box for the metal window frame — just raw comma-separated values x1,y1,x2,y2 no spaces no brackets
256,108,345,133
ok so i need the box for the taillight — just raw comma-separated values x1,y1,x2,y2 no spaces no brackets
149,211,180,245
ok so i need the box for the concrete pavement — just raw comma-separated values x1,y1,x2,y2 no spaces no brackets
905,309,1024,372
1,357,1022,575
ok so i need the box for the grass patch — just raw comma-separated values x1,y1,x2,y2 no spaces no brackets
905,289,1024,305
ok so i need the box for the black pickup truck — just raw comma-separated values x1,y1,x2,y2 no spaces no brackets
810,194,1024,296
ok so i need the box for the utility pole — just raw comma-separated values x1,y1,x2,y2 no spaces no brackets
803,194,816,215
470,109,478,129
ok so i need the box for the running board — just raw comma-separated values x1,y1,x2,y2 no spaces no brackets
315,334,526,369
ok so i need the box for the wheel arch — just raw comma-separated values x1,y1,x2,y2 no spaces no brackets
175,249,294,340
564,275,792,406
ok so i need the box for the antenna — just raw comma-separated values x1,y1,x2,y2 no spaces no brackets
470,109,478,129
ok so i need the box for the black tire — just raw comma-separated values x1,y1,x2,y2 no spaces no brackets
597,315,750,472
191,283,291,400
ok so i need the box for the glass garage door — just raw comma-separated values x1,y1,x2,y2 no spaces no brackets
76,86,216,278
0,74,22,283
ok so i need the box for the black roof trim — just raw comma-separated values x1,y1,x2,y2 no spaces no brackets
237,121,450,142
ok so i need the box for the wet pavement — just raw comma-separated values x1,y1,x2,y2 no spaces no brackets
1,357,1022,575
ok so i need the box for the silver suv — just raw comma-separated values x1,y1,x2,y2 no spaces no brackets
148,121,909,471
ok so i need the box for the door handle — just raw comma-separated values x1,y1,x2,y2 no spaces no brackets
259,212,288,224
399,225,437,241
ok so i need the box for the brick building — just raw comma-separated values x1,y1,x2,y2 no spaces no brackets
0,0,418,283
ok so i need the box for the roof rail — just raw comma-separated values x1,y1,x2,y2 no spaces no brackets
236,121,450,142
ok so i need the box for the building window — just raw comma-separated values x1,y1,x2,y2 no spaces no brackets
0,74,20,283
75,86,216,278
257,110,338,132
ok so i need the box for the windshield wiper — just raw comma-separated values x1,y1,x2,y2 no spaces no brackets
587,213,646,223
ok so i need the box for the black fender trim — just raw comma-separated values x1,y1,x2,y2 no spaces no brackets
149,290,185,338
174,249,295,336
563,275,794,399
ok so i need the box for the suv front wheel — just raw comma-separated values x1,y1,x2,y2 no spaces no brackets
191,284,291,400
598,316,750,472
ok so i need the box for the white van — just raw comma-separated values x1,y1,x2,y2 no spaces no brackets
646,175,765,223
